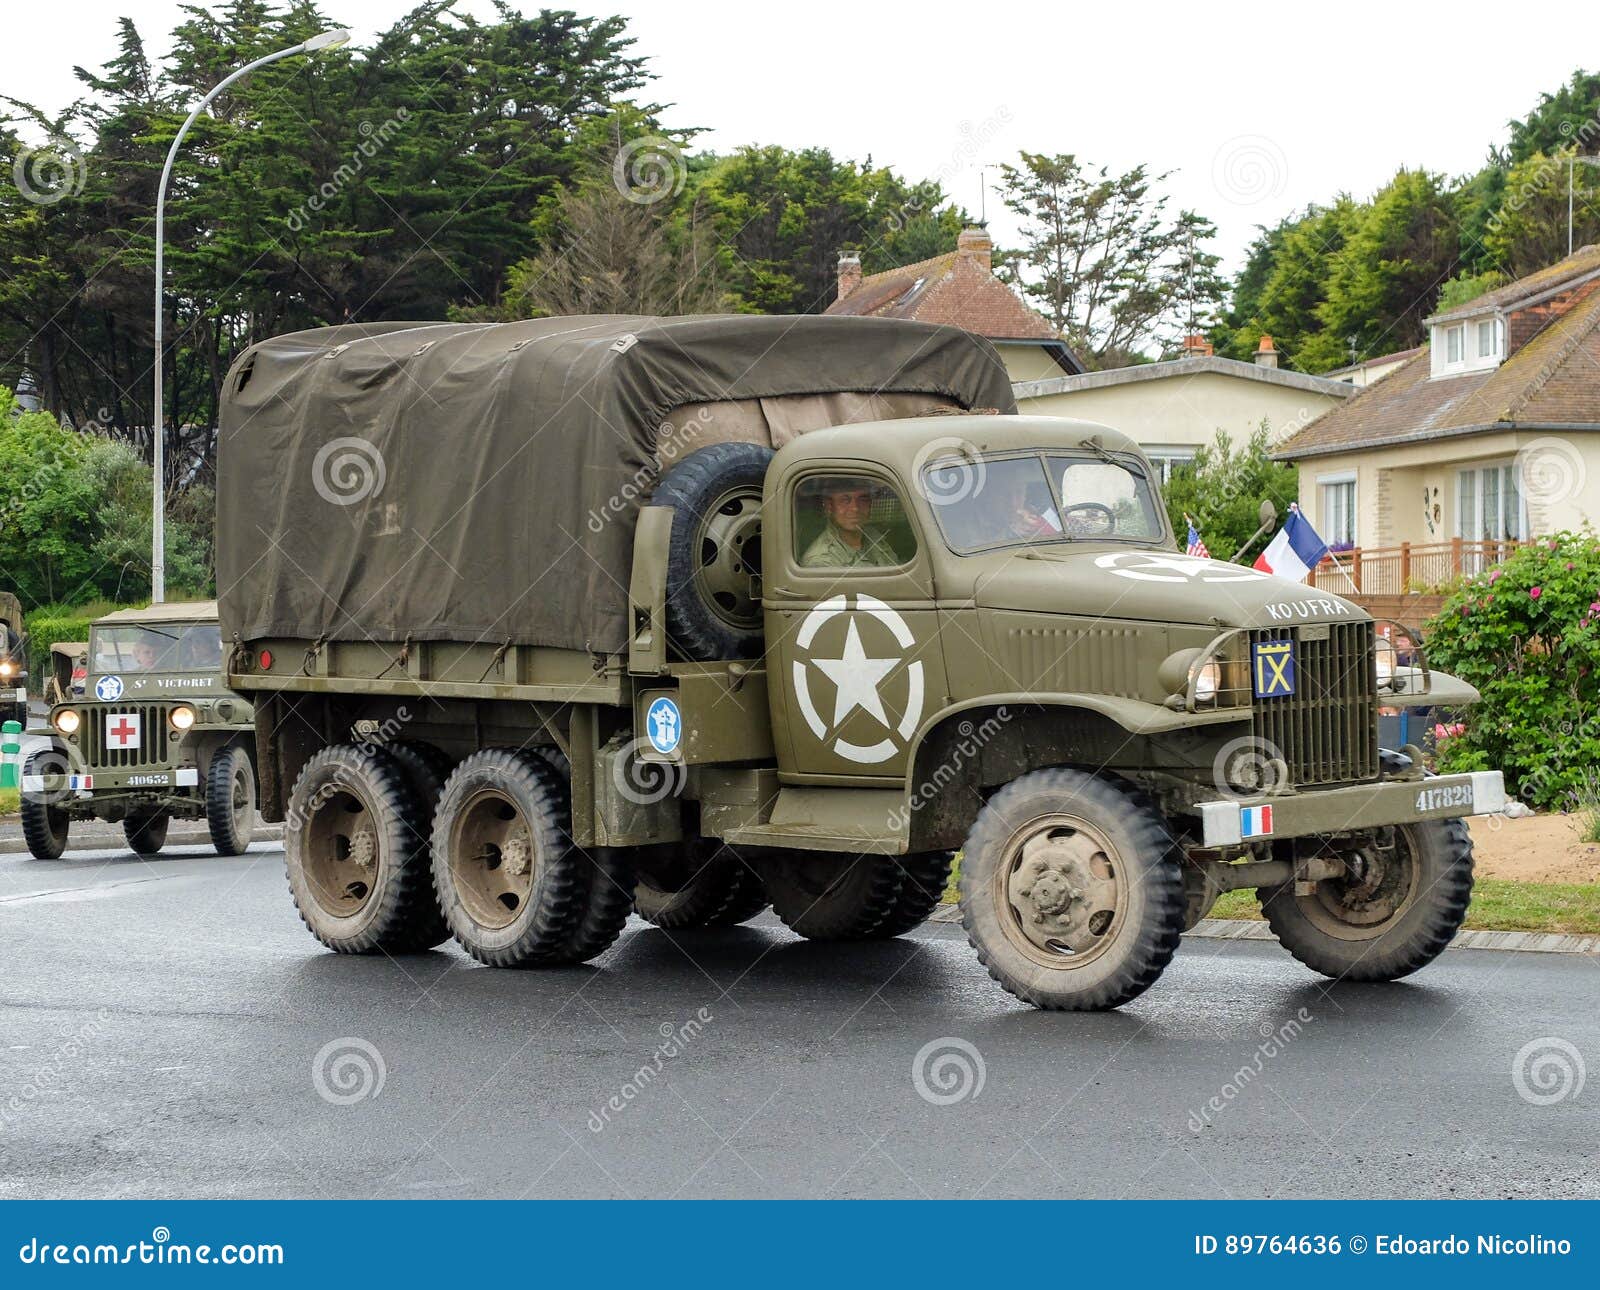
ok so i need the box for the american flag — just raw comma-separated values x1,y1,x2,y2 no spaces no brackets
1186,519,1210,559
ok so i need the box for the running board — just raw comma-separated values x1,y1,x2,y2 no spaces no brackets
721,786,906,855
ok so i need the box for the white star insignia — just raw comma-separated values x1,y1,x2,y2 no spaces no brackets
811,620,898,728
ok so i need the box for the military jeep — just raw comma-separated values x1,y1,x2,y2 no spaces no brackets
21,601,259,859
217,315,1503,1011
0,591,28,728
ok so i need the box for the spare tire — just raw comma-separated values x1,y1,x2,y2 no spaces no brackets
650,442,773,661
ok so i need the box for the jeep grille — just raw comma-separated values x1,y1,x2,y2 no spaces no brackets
81,703,173,770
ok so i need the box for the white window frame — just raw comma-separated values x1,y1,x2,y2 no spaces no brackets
1432,313,1502,377
1318,471,1358,547
1142,446,1197,486
1456,460,1527,542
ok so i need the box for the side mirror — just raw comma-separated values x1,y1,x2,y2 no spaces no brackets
1258,499,1278,528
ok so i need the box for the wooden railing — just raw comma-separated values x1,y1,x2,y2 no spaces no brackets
1309,539,1527,595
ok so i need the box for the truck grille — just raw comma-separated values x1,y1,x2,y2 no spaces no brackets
1250,623,1378,787
81,703,172,769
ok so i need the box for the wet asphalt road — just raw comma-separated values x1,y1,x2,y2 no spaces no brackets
0,840,1595,1200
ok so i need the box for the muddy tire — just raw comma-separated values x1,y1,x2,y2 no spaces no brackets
206,745,257,856
651,442,773,662
285,744,443,954
870,851,955,938
124,811,170,856
635,849,767,929
1259,820,1473,981
767,851,904,940
431,748,591,966
959,768,1186,1011
19,751,70,859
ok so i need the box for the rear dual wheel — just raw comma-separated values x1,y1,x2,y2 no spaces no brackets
430,749,634,967
634,844,768,929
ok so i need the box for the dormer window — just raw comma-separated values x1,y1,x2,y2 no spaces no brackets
1431,314,1501,377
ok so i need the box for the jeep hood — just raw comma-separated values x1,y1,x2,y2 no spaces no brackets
972,548,1368,629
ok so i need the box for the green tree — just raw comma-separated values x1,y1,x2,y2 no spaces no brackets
1482,151,1600,278
1161,424,1299,563
994,152,1217,364
1506,69,1600,164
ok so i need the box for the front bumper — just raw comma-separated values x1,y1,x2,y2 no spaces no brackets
1197,771,1506,848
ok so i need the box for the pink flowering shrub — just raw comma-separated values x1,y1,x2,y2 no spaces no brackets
1425,532,1600,809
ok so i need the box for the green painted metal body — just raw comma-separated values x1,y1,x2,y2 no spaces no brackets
229,415,1492,858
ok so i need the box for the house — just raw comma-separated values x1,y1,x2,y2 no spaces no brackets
1012,334,1352,482
1323,346,1423,388
1274,245,1600,554
825,227,1083,383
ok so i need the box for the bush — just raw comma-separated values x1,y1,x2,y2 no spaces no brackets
1424,533,1600,810
1162,423,1298,562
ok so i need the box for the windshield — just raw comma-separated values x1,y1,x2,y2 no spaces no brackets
91,623,223,674
922,451,1165,552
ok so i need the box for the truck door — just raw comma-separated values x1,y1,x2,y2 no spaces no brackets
763,463,945,781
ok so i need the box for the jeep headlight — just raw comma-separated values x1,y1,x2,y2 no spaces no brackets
53,708,81,735
170,704,197,731
1193,660,1222,704
0,660,14,678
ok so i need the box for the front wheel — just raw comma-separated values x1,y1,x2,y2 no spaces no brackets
20,751,70,859
1259,821,1473,981
959,768,1186,1011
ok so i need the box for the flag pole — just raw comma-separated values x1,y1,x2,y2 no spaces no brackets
1318,546,1363,597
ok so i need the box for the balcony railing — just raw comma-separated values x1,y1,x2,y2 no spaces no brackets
1309,539,1527,595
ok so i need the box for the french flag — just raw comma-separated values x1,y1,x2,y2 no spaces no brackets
1253,504,1329,583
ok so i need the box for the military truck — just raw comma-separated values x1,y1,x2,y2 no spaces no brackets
1,591,28,728
218,315,1503,1011
21,601,259,860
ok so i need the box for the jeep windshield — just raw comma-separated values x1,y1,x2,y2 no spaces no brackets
921,451,1165,553
92,623,224,673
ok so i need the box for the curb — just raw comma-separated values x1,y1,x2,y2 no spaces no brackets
0,825,284,856
927,905,1600,955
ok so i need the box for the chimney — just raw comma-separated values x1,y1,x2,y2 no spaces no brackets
956,225,993,273
1180,333,1214,359
836,251,862,301
1255,334,1279,368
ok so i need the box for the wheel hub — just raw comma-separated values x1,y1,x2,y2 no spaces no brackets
348,829,377,870
1006,826,1121,955
501,835,532,877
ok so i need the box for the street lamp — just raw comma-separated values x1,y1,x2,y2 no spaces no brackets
151,27,352,603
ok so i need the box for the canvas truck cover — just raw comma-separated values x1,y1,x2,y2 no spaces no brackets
216,314,1016,654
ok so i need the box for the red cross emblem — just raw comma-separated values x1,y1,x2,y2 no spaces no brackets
107,713,142,750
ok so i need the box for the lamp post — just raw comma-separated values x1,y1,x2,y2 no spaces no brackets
151,28,351,603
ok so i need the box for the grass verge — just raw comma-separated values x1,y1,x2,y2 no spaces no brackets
0,787,18,817
1209,879,1600,936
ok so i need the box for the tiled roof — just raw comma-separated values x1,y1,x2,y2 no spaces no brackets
826,250,1060,341
1429,244,1600,322
1324,345,1423,377
1275,286,1600,458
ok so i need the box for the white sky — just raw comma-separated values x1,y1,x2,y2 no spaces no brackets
4,0,1592,274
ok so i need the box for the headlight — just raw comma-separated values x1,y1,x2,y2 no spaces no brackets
1193,660,1222,704
53,709,81,735
0,660,14,677
170,705,197,731
1375,637,1398,688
